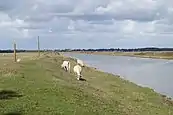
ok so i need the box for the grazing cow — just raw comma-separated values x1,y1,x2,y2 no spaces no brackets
61,61,70,72
77,59,84,67
73,64,82,80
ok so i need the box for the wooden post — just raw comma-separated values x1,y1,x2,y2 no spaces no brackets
13,41,17,62
37,36,40,57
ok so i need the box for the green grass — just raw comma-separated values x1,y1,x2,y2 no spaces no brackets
73,51,173,60
0,52,173,115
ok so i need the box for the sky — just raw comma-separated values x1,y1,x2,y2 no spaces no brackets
0,0,173,49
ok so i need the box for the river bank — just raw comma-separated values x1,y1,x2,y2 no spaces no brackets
0,52,173,115
71,51,173,60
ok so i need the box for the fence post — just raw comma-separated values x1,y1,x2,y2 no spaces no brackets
13,41,17,62
38,36,40,57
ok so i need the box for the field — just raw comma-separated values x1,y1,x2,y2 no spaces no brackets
74,51,173,60
0,52,173,115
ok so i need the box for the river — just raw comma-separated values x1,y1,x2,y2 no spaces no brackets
63,52,173,98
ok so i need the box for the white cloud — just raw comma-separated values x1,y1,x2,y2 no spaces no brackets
0,0,173,49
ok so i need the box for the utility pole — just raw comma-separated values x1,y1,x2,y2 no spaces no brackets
13,41,17,62
37,36,40,57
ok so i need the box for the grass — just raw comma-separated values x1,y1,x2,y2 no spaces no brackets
73,51,173,60
0,52,173,115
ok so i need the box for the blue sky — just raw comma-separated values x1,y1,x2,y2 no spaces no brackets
0,0,173,49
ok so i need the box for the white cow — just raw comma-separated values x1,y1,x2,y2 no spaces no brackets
73,64,82,80
77,59,84,67
61,61,70,72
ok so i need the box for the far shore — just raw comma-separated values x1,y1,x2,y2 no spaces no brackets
69,51,173,60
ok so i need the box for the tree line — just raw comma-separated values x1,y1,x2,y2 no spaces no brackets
58,47,173,52
0,47,173,53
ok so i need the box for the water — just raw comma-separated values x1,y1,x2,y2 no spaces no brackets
63,52,173,98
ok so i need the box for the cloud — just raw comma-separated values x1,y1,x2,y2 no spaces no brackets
0,0,173,49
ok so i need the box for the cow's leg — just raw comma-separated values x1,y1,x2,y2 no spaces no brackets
77,74,80,80
64,66,67,72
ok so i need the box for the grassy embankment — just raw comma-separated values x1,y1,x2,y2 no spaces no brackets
0,52,173,115
73,51,173,60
